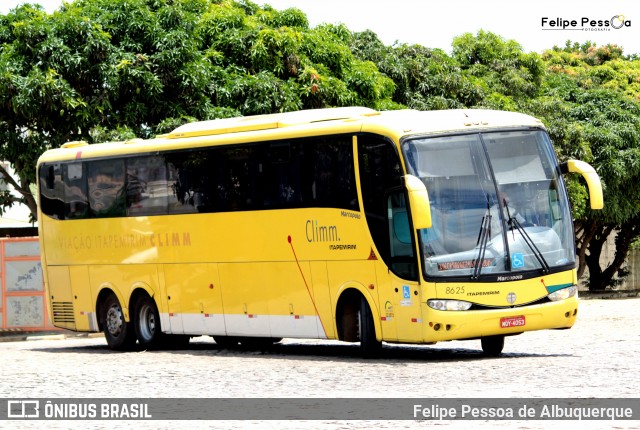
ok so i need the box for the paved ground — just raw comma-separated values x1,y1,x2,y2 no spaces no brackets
1,297,638,429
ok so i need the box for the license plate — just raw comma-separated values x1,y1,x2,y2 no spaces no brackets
500,315,526,328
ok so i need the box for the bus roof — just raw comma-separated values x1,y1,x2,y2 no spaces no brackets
38,108,545,163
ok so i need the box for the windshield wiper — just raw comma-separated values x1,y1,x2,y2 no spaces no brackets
504,203,550,273
472,196,492,279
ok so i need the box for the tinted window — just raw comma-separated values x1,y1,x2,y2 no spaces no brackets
88,160,126,217
358,134,408,275
39,135,359,219
39,164,64,220
126,156,180,216
64,163,88,219
165,136,357,212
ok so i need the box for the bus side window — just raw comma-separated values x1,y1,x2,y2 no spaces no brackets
126,156,170,216
165,152,210,213
312,137,358,211
269,141,301,207
87,160,126,218
39,164,64,220
63,163,88,219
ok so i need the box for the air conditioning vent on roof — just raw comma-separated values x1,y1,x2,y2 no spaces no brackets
167,107,379,139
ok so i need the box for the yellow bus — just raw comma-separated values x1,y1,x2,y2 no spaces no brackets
37,107,603,356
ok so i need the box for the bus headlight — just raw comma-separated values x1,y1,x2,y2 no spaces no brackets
547,285,578,302
427,299,472,311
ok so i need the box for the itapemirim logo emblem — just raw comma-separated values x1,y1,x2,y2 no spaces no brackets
541,14,631,31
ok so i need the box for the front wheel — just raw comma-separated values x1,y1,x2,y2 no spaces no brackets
134,294,163,350
359,296,382,357
481,335,505,356
102,293,137,351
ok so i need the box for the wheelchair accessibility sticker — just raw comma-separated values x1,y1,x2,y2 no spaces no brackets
511,253,524,269
401,285,412,306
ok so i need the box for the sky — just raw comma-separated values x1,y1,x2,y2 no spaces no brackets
1,0,639,55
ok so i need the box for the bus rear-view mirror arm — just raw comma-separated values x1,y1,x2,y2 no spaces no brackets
559,160,604,210
404,175,432,229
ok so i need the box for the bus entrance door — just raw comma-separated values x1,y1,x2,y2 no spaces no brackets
378,192,425,343
375,270,424,343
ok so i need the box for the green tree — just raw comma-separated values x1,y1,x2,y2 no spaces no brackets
452,30,545,110
0,0,395,221
350,30,483,109
528,46,640,290
0,3,94,217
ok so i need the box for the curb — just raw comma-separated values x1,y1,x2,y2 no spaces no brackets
26,334,66,341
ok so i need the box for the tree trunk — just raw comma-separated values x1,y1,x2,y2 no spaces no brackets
584,219,640,291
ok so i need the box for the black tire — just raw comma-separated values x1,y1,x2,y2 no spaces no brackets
102,293,137,351
133,294,163,350
481,335,505,357
359,296,382,357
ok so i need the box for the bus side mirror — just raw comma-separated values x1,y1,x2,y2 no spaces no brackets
404,175,432,229
560,160,604,210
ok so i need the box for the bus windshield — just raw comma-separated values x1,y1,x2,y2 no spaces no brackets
403,129,575,279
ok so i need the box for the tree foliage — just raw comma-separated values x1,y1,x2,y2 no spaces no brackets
529,44,640,290
2,1,640,289
0,0,396,219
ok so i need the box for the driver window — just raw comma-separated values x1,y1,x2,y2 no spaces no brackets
388,191,417,280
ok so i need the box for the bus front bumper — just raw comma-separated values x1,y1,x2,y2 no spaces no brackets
420,296,579,342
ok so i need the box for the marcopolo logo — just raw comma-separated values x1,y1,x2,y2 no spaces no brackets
541,14,631,31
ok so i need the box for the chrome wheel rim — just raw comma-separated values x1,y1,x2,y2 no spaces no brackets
106,305,124,337
138,303,156,341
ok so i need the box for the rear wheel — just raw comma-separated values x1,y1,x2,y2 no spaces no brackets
134,294,163,350
359,296,382,357
102,293,137,351
481,335,505,356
